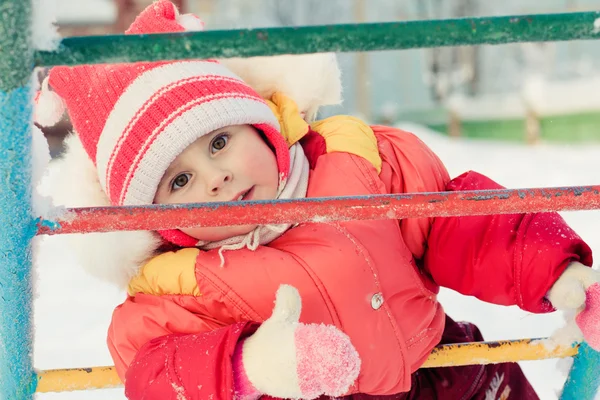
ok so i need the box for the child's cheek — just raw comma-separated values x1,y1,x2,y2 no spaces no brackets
243,151,278,178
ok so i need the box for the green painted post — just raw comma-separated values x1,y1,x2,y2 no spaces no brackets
0,0,37,398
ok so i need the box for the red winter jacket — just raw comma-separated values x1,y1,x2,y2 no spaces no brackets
109,122,592,400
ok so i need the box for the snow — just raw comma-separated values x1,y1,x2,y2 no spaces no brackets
54,0,116,25
447,73,600,120
32,124,600,399
31,124,67,222
31,0,115,50
594,18,600,33
32,0,60,51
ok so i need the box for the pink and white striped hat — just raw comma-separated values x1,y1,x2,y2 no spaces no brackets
41,0,288,207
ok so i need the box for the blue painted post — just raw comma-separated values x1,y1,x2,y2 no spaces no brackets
560,343,600,400
0,0,37,399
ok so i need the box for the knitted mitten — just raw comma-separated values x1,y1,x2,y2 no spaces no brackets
548,262,600,350
232,285,361,399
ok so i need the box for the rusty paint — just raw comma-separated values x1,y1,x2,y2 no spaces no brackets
422,338,578,368
37,185,600,236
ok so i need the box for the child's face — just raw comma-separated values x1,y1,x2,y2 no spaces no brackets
154,124,280,242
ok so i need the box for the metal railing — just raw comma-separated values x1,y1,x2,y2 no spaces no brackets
1,2,599,398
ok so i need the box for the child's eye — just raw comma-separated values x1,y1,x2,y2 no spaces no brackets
171,173,191,191
210,134,229,154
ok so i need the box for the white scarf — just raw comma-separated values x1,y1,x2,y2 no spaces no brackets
195,143,310,265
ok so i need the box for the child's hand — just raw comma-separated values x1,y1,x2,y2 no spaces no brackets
548,262,600,350
233,285,361,400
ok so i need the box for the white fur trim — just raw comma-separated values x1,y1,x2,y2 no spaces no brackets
548,276,586,310
548,262,600,310
31,125,55,219
242,285,302,398
120,95,279,205
31,125,52,190
220,53,343,122
42,134,161,288
96,61,242,195
43,134,111,208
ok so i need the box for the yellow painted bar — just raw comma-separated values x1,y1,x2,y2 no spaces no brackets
421,338,579,368
35,338,579,393
36,366,122,393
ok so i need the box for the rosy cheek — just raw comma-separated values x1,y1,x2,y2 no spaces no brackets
245,152,277,178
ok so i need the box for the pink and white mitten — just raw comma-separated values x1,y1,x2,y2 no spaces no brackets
232,285,361,400
548,262,600,350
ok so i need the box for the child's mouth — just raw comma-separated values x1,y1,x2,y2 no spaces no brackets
234,186,254,201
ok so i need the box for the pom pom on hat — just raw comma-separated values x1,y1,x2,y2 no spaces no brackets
176,13,205,31
34,77,66,127
125,0,203,34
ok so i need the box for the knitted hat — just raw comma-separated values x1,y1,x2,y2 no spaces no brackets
36,0,288,208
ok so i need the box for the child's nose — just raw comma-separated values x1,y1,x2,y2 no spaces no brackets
208,170,232,194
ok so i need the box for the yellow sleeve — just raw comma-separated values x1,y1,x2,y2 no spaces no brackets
127,247,201,296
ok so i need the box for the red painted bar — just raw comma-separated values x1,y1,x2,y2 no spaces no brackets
37,185,600,235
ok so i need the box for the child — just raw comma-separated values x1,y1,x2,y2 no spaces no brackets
40,1,600,399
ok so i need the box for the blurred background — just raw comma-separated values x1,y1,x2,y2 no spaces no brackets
42,0,600,156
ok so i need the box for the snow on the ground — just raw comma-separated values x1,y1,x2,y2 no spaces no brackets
32,124,600,399
447,74,600,120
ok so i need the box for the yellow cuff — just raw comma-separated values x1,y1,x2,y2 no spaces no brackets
128,248,201,296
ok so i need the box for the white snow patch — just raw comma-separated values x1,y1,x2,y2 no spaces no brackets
548,310,585,349
31,0,60,51
54,0,117,24
311,215,330,223
594,18,600,33
171,382,188,400
446,73,600,119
